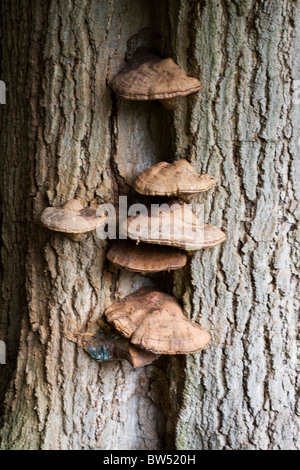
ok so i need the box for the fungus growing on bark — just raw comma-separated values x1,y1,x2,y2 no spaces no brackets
110,48,201,110
121,203,226,251
41,200,105,240
105,287,211,355
133,160,216,198
69,322,159,369
107,240,187,274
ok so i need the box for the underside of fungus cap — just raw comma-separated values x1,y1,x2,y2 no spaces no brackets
110,48,201,106
41,200,105,235
133,160,216,197
105,287,211,355
107,240,187,274
121,203,226,251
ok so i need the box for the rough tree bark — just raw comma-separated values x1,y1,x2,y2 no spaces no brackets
0,0,299,450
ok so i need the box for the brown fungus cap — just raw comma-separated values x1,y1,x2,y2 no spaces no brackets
110,48,201,109
121,203,226,251
107,240,187,274
41,200,105,236
133,160,216,197
68,322,159,369
105,287,211,355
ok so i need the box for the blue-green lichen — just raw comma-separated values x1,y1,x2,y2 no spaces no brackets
86,344,111,363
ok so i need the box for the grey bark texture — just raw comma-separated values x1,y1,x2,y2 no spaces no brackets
0,0,299,450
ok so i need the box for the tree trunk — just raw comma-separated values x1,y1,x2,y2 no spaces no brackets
0,0,299,451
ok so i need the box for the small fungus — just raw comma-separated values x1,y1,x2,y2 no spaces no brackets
110,48,201,110
107,240,187,274
133,160,216,198
105,287,211,355
41,199,105,240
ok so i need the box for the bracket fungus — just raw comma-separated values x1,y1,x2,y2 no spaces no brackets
110,48,201,110
41,200,105,240
105,287,211,355
121,203,226,251
133,160,216,198
107,240,187,274
69,322,159,369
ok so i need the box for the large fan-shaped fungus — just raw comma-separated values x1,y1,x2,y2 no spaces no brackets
121,203,226,251
133,160,216,198
41,200,105,240
105,287,211,355
107,240,187,274
110,48,201,110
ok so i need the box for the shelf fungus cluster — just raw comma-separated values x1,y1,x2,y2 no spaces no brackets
102,162,224,365
40,49,225,369
104,51,225,366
